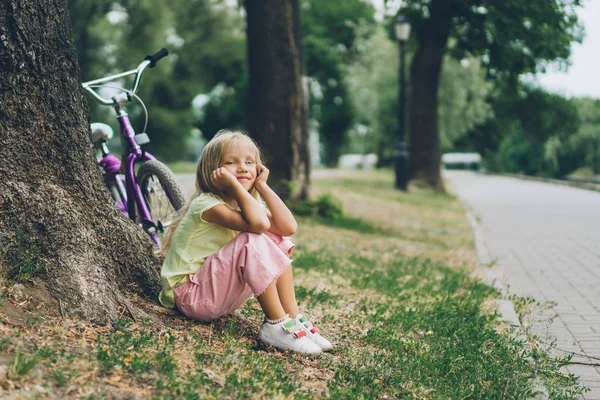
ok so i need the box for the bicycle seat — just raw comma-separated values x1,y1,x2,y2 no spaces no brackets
90,122,114,144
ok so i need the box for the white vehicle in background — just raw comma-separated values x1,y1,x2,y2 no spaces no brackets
442,152,482,171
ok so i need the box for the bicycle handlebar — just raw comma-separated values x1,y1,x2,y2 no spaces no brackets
145,48,169,68
82,48,169,106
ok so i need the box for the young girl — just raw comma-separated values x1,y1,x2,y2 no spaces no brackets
158,130,332,356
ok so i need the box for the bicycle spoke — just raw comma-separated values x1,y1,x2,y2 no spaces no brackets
144,176,178,232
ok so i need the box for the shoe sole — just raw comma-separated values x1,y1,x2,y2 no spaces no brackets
257,338,322,357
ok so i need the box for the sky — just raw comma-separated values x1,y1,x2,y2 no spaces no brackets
535,0,600,99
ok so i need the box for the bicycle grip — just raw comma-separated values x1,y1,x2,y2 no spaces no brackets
144,48,169,68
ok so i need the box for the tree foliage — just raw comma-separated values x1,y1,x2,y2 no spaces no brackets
301,0,376,166
393,0,583,188
67,0,385,168
562,97,600,175
403,0,583,82
438,58,492,150
344,25,493,165
67,0,247,161
461,86,580,176
172,0,247,141
67,0,117,82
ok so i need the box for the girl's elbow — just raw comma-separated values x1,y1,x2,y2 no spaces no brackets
259,221,271,233
282,221,298,236
251,219,271,233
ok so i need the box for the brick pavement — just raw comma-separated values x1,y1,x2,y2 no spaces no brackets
444,171,600,399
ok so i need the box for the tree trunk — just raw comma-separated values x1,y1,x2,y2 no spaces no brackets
0,0,160,324
292,0,311,200
245,0,310,201
408,0,456,190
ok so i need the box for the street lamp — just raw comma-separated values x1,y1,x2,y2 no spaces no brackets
394,16,411,191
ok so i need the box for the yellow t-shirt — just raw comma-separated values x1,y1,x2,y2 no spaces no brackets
159,193,239,308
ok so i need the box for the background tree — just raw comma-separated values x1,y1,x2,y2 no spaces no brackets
245,0,309,200
344,25,492,166
67,0,249,162
397,0,582,189
458,85,580,177
437,57,492,151
173,0,248,142
117,0,193,162
567,97,600,176
67,0,188,161
67,0,117,82
0,0,160,323
343,25,396,164
301,0,376,166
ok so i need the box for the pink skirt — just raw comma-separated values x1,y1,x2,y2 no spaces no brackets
173,231,294,322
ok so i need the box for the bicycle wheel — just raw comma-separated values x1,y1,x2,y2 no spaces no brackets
137,160,187,235
105,174,128,214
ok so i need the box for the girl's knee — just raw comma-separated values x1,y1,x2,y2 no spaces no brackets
235,231,293,256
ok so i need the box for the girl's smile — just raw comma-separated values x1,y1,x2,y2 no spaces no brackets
220,140,259,190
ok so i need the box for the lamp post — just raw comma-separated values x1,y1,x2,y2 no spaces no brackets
394,16,411,191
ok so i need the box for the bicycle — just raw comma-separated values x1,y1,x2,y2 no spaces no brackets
83,48,188,247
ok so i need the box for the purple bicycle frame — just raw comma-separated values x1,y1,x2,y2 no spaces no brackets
101,112,160,246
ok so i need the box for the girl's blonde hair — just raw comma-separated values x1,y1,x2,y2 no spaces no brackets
157,129,264,257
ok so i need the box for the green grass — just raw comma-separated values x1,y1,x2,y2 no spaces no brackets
294,285,340,307
319,215,390,235
291,246,581,398
330,175,454,209
0,338,10,352
0,168,582,398
10,351,39,376
290,192,416,239
96,318,156,374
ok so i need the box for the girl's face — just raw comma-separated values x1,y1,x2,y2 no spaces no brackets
219,140,259,191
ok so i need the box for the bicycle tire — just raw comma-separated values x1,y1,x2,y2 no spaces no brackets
137,160,188,236
106,174,127,203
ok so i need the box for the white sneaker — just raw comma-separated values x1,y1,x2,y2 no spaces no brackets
258,318,322,356
295,314,334,351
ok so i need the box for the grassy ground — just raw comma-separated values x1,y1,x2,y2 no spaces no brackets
0,169,582,399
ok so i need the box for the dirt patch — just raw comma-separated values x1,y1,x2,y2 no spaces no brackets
1,279,59,327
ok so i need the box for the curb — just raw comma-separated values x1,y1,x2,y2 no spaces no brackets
457,196,550,399
462,204,520,326
499,173,600,193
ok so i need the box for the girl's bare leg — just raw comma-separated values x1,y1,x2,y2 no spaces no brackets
257,280,286,321
275,265,299,318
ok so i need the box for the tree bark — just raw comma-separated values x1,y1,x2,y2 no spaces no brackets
408,0,456,190
291,0,311,200
245,0,310,201
0,0,160,324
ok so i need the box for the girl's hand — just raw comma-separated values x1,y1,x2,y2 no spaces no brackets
255,165,270,187
211,167,239,192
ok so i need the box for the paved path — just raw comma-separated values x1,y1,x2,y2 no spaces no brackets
445,171,600,398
